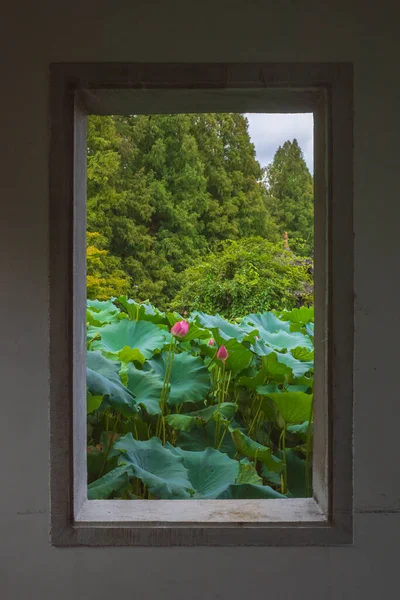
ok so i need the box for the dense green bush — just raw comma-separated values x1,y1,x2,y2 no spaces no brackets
171,237,313,318
87,297,314,500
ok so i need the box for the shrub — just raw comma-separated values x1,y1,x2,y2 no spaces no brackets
171,237,313,318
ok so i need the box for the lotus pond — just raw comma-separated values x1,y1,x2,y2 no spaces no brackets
87,297,314,500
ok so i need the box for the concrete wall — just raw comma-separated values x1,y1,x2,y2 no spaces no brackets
1,1,399,597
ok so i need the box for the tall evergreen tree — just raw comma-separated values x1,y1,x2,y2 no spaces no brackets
265,139,314,256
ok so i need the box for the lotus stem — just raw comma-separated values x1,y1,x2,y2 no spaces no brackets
217,421,230,450
160,337,175,418
248,396,263,438
99,413,120,478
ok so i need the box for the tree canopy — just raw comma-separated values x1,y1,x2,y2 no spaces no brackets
87,115,314,313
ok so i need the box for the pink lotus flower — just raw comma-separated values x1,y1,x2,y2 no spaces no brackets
217,345,229,362
171,320,189,338
208,338,215,346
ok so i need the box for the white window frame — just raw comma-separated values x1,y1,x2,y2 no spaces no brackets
49,62,353,546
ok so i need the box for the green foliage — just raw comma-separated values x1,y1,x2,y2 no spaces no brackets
88,318,168,359
86,232,131,300
172,237,313,317
114,435,193,499
85,114,316,499
87,297,314,500
265,139,314,256
86,351,137,417
147,351,211,406
87,114,280,309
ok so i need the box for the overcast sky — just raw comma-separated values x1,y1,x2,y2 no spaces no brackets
245,113,314,173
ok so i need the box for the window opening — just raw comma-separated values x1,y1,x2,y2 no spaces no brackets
85,111,316,502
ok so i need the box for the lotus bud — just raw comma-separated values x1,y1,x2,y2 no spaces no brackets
217,345,229,362
208,338,215,346
171,320,189,338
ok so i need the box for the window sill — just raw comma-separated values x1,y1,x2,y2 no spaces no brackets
77,497,325,524
50,498,351,546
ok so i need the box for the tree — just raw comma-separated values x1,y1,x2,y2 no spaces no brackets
86,232,131,300
265,139,314,256
87,114,279,308
171,237,313,318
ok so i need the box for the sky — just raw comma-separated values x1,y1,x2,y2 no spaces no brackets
245,113,314,173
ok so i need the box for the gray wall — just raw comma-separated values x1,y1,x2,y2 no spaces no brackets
1,1,399,598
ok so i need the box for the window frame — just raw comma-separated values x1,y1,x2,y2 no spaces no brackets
49,62,353,546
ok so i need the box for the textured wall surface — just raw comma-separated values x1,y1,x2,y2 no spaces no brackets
1,1,399,598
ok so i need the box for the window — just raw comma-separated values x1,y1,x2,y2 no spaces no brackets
49,63,353,546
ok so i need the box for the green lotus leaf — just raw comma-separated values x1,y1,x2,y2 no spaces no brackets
87,391,103,415
166,445,239,499
237,369,268,389
273,354,313,378
86,351,137,416
287,421,311,442
88,465,132,500
147,351,211,406
126,363,163,415
176,321,211,343
266,392,313,424
192,311,253,342
253,346,312,378
189,402,238,421
289,375,313,389
166,311,186,327
120,416,150,441
278,306,314,325
177,419,237,457
115,296,169,325
306,323,314,337
118,346,146,366
261,351,293,376
87,436,119,482
251,340,294,375
230,428,283,473
165,401,238,432
291,347,314,362
165,413,204,432
236,460,263,485
88,299,117,313
176,427,211,452
286,384,311,393
220,338,254,374
114,434,192,499
261,464,282,487
242,312,291,334
217,483,286,499
88,319,168,358
285,448,312,497
87,299,121,326
253,328,313,352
